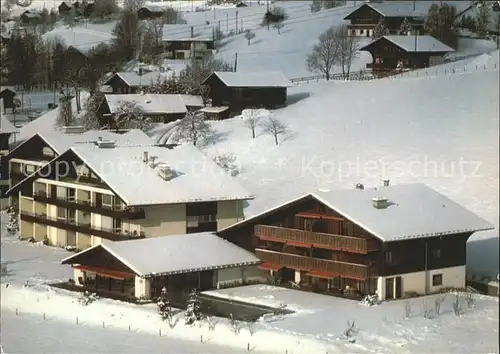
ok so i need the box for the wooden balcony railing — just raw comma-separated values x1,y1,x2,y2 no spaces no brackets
20,211,146,242
255,249,375,280
33,191,145,220
255,225,379,254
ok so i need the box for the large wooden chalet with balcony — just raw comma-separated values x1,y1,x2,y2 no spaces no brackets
218,181,493,301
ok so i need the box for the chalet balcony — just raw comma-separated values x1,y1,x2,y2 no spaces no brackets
255,225,379,254
20,211,146,242
255,248,375,280
33,191,145,220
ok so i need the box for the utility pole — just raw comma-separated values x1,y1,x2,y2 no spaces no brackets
240,18,243,32
234,53,238,72
413,0,416,11
236,10,239,33
226,13,228,32
213,5,215,19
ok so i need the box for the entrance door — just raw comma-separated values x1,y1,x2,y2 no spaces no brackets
395,276,402,299
386,277,394,299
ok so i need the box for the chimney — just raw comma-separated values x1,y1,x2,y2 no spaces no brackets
190,26,194,38
98,136,102,141
143,151,148,163
96,140,116,149
372,197,389,209
355,183,364,190
383,179,390,187
62,125,85,134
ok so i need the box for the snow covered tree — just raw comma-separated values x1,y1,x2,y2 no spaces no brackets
273,22,284,35
77,94,103,131
55,92,74,127
372,18,389,39
213,152,240,176
5,207,19,235
244,29,256,45
310,0,321,13
175,112,213,146
146,76,184,94
399,17,413,35
113,101,154,132
424,3,458,48
157,287,172,320
184,288,202,325
476,1,491,37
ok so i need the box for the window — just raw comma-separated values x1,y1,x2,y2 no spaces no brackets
56,186,66,199
385,251,393,265
114,218,122,231
432,274,443,286
42,147,55,157
67,209,76,223
102,194,113,208
25,164,35,174
67,188,75,201
57,207,66,220
432,248,441,259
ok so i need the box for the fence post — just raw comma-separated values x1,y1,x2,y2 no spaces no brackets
247,343,250,351
15,308,18,315
128,325,131,332
102,321,105,328
76,317,79,324
200,335,203,343
159,328,161,337
43,313,46,320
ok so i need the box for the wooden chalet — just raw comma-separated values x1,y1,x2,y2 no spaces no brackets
102,71,166,94
162,25,215,60
137,5,165,20
201,71,292,116
58,1,72,15
60,233,262,300
0,86,16,113
20,10,41,25
343,2,427,37
218,182,494,301
360,35,454,74
97,93,202,126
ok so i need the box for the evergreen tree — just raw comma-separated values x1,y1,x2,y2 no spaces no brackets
476,1,491,37
399,17,413,35
372,18,389,39
157,287,172,320
184,288,202,325
310,0,321,13
424,3,458,48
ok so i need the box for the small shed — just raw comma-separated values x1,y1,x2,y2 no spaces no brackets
137,5,165,20
61,232,263,299
58,1,72,15
0,87,16,113
199,106,230,120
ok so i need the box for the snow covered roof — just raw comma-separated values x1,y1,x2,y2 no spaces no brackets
42,27,112,54
61,232,260,277
106,71,167,88
179,94,204,107
162,24,214,42
204,71,292,88
104,94,188,115
219,183,494,242
66,144,253,206
199,106,229,113
0,112,19,134
361,35,455,53
139,5,165,13
345,1,471,19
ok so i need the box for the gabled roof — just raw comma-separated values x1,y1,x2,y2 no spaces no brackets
202,71,292,88
0,86,16,94
0,113,19,134
105,71,168,88
12,144,253,206
360,35,455,53
104,94,188,115
8,129,155,157
61,232,260,277
218,183,494,242
138,5,165,13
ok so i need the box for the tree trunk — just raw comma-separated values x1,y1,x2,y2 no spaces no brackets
274,134,278,145
76,87,81,113
252,127,255,139
326,72,330,81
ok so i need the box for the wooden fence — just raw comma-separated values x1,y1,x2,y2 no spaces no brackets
289,70,375,84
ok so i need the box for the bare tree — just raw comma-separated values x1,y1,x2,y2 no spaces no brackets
306,26,339,80
244,29,256,45
175,112,213,146
112,8,144,60
476,1,491,37
92,0,119,19
77,94,103,130
273,22,284,34
335,25,361,79
263,116,288,145
55,92,74,127
145,16,167,51
242,108,267,139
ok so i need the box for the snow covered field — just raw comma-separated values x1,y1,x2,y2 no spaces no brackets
1,213,498,353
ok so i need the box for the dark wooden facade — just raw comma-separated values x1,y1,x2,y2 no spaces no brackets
360,37,451,73
102,74,139,94
137,7,165,20
202,73,288,116
58,2,72,15
344,4,425,36
1,87,16,113
218,195,471,298
20,11,41,25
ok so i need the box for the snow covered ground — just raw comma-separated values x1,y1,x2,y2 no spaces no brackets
1,213,498,353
